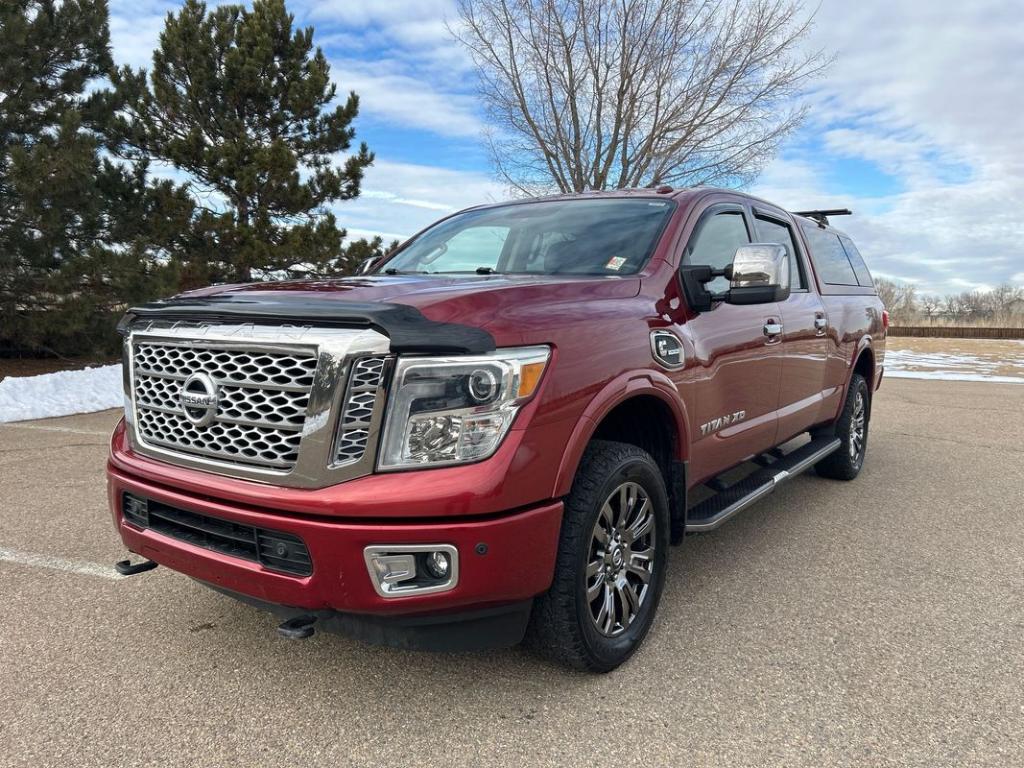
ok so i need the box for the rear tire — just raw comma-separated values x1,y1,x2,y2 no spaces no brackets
525,440,669,672
815,373,869,481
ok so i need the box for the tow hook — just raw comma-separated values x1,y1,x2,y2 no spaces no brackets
114,558,158,576
277,615,317,640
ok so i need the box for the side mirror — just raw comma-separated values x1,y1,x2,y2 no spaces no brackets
358,256,379,275
678,243,791,313
725,244,791,305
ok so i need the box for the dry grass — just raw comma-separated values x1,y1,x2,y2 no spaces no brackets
894,317,1024,329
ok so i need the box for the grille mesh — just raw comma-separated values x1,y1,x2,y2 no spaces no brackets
334,356,388,465
132,342,318,470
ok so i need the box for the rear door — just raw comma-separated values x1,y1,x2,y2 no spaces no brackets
751,208,830,441
675,202,783,484
798,223,876,417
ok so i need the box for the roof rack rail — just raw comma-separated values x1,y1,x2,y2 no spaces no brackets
793,208,852,227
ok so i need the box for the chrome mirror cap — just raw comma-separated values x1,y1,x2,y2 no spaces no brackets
730,244,790,291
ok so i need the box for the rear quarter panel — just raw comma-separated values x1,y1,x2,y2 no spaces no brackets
819,295,885,416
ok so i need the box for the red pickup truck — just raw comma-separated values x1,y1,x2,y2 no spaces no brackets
109,187,885,671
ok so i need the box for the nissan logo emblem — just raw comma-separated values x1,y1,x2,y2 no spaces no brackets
179,372,219,427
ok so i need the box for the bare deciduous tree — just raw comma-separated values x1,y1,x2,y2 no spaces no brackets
452,0,828,193
919,294,941,322
874,277,918,324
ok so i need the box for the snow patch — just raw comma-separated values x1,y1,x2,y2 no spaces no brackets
0,364,124,423
884,348,1024,384
885,370,1024,384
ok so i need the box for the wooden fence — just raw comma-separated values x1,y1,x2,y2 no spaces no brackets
889,325,1024,340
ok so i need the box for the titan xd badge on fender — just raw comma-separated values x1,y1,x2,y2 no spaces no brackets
700,411,747,436
650,330,684,369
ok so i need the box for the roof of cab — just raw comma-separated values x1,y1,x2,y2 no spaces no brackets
454,186,855,237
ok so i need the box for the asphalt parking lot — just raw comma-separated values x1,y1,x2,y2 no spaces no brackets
1,377,1022,767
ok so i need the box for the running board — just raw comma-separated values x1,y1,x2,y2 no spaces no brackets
686,437,841,533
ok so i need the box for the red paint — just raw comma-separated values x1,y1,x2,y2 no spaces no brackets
108,187,884,617
109,466,562,614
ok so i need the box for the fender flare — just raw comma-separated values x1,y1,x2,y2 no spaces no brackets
551,369,690,499
842,335,876,411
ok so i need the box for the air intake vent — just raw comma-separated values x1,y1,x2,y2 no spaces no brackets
334,356,389,465
121,493,312,576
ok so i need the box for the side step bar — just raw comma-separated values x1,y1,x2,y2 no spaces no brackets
686,437,841,533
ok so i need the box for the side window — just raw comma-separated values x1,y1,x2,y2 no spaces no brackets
839,236,874,288
683,210,750,292
754,215,807,290
801,225,858,286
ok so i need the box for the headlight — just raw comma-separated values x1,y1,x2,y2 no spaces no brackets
378,346,550,470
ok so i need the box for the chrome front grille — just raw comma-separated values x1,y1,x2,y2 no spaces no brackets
123,322,393,487
133,342,318,470
334,356,389,465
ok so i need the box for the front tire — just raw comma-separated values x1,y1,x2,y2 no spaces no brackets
526,440,670,672
815,373,870,481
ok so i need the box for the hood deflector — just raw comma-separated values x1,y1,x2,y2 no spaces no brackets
120,295,496,354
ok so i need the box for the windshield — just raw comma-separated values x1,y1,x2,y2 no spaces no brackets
378,198,675,276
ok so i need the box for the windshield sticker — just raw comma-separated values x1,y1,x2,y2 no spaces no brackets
605,256,627,271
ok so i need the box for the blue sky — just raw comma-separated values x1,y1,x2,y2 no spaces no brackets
108,0,1024,296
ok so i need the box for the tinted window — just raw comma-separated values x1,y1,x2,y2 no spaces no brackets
382,199,675,275
755,216,806,290
839,236,874,288
684,211,749,292
802,225,858,285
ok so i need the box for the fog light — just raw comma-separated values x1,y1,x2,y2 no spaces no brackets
363,544,459,598
425,550,450,579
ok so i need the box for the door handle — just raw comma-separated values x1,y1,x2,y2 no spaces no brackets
814,315,828,334
763,321,783,337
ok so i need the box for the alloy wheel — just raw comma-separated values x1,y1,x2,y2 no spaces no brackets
586,481,656,636
850,390,866,460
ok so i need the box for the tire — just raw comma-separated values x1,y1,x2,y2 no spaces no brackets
525,440,670,672
815,373,870,481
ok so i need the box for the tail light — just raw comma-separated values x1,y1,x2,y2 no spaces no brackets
881,310,890,331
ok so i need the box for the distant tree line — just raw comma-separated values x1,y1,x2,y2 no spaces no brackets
1,0,393,357
876,278,1024,327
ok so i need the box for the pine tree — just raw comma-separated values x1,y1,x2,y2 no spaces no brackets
0,0,193,355
111,0,376,284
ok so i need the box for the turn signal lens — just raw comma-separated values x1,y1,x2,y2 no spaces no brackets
517,361,547,399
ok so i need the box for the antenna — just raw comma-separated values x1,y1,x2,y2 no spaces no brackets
793,208,852,228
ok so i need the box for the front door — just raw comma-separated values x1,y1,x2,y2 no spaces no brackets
673,203,783,485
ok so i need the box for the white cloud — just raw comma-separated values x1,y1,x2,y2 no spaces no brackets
333,160,508,241
329,58,483,138
753,0,1024,296
108,0,178,69
109,0,480,139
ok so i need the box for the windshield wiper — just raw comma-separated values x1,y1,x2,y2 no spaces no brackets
475,266,497,275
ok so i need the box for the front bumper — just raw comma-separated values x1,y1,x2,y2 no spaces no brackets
108,465,563,620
